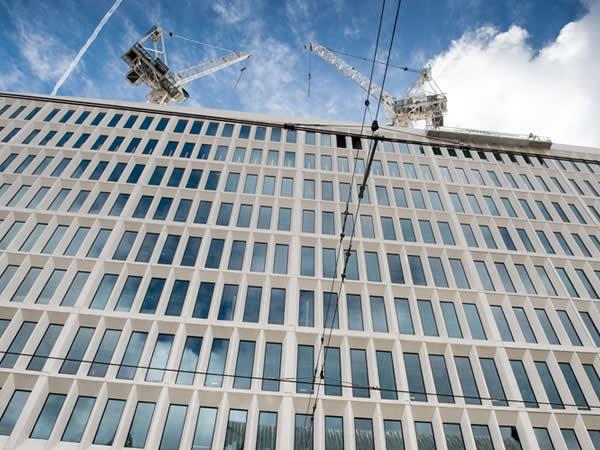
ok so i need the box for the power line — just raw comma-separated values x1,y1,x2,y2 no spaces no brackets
299,2,389,445
0,350,598,411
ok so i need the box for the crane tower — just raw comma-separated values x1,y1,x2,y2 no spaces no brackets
122,25,250,105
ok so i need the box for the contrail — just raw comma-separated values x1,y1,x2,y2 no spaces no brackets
51,0,124,95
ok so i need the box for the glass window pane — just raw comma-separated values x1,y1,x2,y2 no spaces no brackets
395,298,414,334
30,393,66,439
224,409,247,450
233,340,256,389
256,411,278,450
205,338,229,387
263,343,282,392
159,404,187,450
355,418,375,450
62,396,95,443
125,401,155,448
176,336,202,385
88,329,121,377
296,345,314,394
377,351,398,400
404,353,427,401
0,390,30,436
117,331,148,379
415,421,436,450
192,407,217,450
444,423,465,450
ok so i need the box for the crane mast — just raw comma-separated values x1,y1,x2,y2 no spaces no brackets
122,25,250,105
306,41,447,128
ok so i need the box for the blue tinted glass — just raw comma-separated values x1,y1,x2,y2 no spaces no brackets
263,343,282,392
159,404,187,450
88,329,121,377
126,402,155,448
233,341,256,389
176,336,202,385
0,390,30,436
60,326,95,374
205,338,229,387
192,407,217,449
117,331,148,379
62,396,95,442
139,278,166,314
30,393,66,439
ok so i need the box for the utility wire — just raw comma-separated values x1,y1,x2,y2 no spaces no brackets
0,350,599,411
300,2,410,447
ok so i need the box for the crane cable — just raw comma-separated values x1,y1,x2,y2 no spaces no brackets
324,46,420,73
167,32,235,54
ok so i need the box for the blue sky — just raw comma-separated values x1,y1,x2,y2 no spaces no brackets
1,0,598,145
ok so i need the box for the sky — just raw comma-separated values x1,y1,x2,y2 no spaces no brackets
0,0,598,147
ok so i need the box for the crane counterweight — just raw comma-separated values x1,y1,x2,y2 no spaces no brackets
122,25,250,105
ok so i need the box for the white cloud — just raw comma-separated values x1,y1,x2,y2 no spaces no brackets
212,0,252,24
16,25,75,82
430,0,600,147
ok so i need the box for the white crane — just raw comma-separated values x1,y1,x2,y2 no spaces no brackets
122,25,250,105
306,42,447,128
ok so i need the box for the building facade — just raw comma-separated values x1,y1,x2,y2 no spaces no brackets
0,92,599,449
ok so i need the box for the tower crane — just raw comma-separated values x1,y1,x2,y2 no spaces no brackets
122,25,250,105
306,42,447,128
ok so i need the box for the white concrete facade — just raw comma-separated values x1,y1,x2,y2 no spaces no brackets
0,92,598,449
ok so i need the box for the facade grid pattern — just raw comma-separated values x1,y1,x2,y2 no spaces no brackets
0,93,598,449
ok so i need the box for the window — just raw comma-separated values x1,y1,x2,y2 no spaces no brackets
350,348,370,398
263,343,282,391
62,396,95,443
125,402,155,448
243,286,262,323
205,338,229,387
295,414,313,450
419,219,436,244
381,217,396,240
30,393,66,439
429,257,448,287
418,300,438,336
176,336,202,385
302,210,315,233
464,303,487,339
323,292,339,329
513,307,537,343
28,323,63,370
256,411,278,450
474,260,495,290
88,329,121,377
347,294,364,330
146,334,175,382
60,326,94,374
205,238,224,268
117,331,147,379
387,253,405,284
408,255,427,285
370,296,388,332
559,362,589,409
510,360,538,407
228,240,246,270
354,418,375,450
365,251,381,282
0,390,30,436
492,305,514,341
534,361,564,409
115,276,142,312
233,341,256,389
449,259,470,289
404,353,427,401
395,298,414,334
301,246,314,276
251,242,268,272
429,355,454,403
480,357,508,406
193,282,214,319
296,345,314,393
218,284,239,321
556,309,583,346
461,223,478,247
299,290,314,326
441,301,463,338
495,262,516,292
